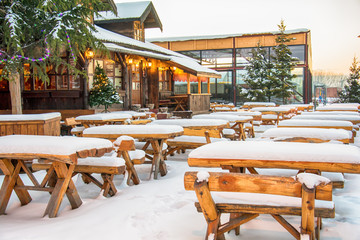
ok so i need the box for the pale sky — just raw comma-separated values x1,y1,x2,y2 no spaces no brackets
116,0,360,75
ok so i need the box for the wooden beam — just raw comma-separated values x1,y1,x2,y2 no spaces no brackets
197,77,201,94
187,73,191,94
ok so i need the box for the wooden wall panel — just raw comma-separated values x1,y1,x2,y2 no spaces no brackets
0,117,60,136
206,38,233,49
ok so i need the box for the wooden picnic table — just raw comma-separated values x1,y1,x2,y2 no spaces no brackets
0,135,113,218
75,113,132,128
187,141,360,174
169,95,188,111
82,125,184,179
192,114,253,140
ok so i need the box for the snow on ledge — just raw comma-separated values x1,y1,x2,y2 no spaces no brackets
296,173,331,189
0,112,61,121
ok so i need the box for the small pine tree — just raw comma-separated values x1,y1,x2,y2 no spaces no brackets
271,20,298,104
89,64,122,112
243,42,275,102
338,57,360,103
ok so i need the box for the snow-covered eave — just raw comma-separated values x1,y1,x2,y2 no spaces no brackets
94,26,220,78
103,42,171,61
148,28,310,43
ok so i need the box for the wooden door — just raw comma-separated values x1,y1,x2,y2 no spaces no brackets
131,65,141,104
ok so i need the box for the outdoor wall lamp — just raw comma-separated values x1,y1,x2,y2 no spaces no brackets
85,48,95,60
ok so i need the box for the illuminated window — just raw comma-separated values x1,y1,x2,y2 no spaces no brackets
134,21,144,42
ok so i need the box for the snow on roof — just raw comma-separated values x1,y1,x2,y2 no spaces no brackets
83,124,184,135
278,119,354,127
148,28,310,43
103,42,170,60
75,113,132,121
188,141,360,164
0,112,61,121
95,1,151,21
150,119,228,127
94,26,220,77
192,114,252,122
261,127,351,140
0,135,113,156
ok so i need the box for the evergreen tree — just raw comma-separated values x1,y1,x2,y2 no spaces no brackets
89,64,122,112
271,20,298,104
338,57,360,103
0,0,114,113
242,42,275,102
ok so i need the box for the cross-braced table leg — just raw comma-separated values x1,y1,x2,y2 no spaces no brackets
150,140,168,179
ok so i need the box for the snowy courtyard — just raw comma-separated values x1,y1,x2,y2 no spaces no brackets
1,125,360,240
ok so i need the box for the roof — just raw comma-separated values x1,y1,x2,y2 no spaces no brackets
93,25,221,78
94,1,163,31
148,28,310,43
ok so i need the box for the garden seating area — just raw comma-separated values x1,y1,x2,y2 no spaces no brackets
2,102,360,239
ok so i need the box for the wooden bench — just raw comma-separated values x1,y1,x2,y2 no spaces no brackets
184,171,334,240
32,138,145,197
260,111,281,125
64,117,84,137
166,127,228,157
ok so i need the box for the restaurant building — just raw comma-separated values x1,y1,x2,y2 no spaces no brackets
0,1,219,115
150,29,313,104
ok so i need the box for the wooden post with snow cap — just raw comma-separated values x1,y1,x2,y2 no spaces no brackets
193,171,225,240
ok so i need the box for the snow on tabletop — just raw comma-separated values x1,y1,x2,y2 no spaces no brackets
244,102,276,106
261,128,351,140
296,173,331,189
192,114,252,122
77,156,125,167
293,114,360,121
167,136,229,144
212,111,262,116
113,135,135,147
0,112,61,121
83,124,184,135
302,111,359,116
112,111,146,117
188,141,360,164
278,119,354,127
75,113,132,121
0,135,113,156
317,106,358,111
250,107,292,112
149,119,228,127
197,171,210,182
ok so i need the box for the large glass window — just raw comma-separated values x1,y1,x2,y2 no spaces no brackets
210,71,233,103
291,67,304,103
178,51,201,61
288,45,305,64
270,45,305,64
201,49,233,68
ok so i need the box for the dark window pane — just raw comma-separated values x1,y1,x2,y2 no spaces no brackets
201,49,233,68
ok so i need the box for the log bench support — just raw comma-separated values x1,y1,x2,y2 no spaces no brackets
184,171,335,240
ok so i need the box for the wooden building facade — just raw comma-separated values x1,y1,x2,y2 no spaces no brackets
150,29,313,104
0,1,219,114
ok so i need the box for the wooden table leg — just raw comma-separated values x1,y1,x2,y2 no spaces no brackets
150,140,167,179
0,159,32,215
44,162,82,218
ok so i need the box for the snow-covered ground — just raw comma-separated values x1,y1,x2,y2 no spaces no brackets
1,126,360,240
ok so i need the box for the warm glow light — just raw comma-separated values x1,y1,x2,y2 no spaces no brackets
85,48,95,60
147,61,152,67
128,58,133,64
172,66,177,70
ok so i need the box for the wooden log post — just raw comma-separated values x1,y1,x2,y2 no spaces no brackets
194,179,225,240
9,72,22,114
301,184,316,240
